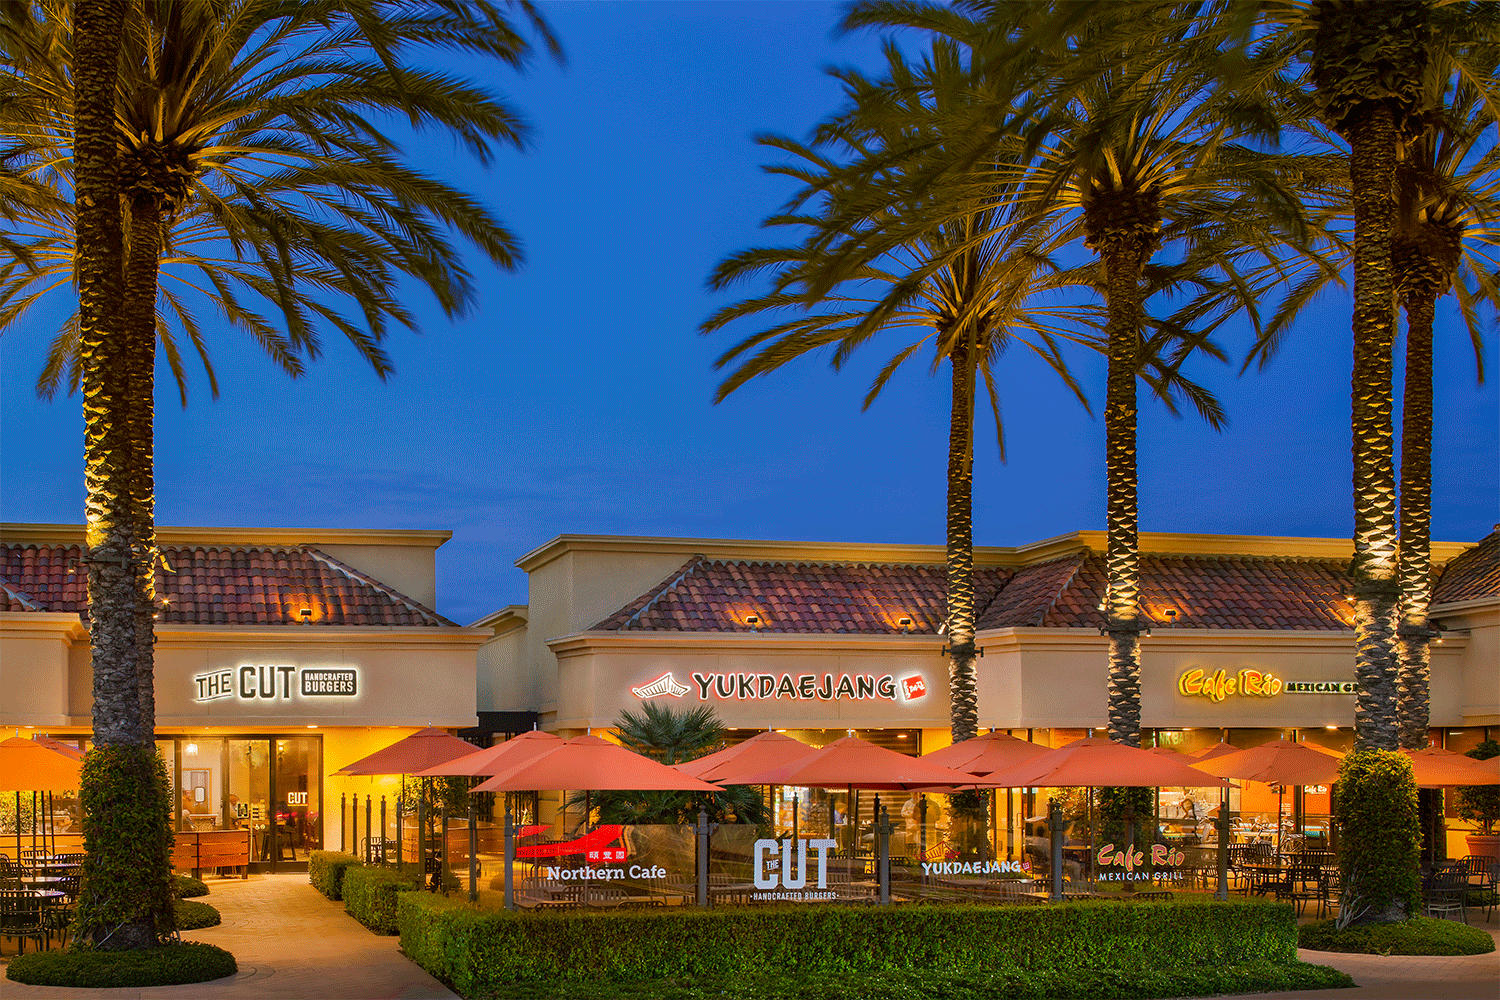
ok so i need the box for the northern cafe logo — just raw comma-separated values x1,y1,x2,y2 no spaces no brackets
631,670,928,703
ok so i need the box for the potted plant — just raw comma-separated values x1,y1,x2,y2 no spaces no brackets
1457,739,1500,861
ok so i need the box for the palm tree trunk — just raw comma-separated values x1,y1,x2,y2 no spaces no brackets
123,200,163,741
1396,290,1435,752
74,0,167,952
946,339,979,744
1346,101,1401,753
1101,237,1149,749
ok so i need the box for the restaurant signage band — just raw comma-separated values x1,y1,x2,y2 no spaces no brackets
193,664,359,703
1177,668,1356,703
632,670,928,703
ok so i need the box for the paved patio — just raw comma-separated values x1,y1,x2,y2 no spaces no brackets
2,874,1496,999
0,873,456,999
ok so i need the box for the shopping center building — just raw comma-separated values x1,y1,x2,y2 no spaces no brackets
1,523,490,870
478,528,1499,854
4,521,1497,863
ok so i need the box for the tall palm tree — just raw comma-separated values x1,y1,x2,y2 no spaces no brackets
1392,77,1498,751
1,0,558,949
705,40,1102,745
841,2,1305,747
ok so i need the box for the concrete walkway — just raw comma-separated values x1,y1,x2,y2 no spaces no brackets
2,875,1496,999
0,873,456,999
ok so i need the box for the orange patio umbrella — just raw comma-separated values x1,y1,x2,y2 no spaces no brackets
334,726,481,775
2,737,84,862
471,735,725,793
1189,740,1341,787
731,736,983,791
921,730,1050,777
1402,747,1500,788
1192,742,1241,761
672,730,813,782
412,730,563,777
984,738,1231,789
30,735,85,761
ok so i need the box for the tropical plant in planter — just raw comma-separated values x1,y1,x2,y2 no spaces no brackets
1457,740,1500,860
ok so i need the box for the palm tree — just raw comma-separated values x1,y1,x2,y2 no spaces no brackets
841,3,1307,747
1392,77,1498,751
1,0,558,949
704,39,1102,745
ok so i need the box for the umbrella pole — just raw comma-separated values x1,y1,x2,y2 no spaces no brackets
1088,787,1096,894
585,790,591,835
792,794,798,845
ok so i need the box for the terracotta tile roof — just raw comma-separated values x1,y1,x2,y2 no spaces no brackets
593,557,1013,633
594,549,1363,634
1433,528,1500,605
0,543,454,627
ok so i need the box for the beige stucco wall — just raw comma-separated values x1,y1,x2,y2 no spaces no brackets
0,614,86,727
1434,598,1500,725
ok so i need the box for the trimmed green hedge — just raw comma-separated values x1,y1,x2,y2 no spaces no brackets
439,964,1353,999
174,898,222,930
1300,916,1496,955
5,942,236,987
173,874,210,898
310,850,364,901
399,895,1301,993
344,865,421,934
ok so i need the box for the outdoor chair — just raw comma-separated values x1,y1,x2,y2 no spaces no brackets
1457,856,1498,920
1131,890,1173,902
1284,864,1324,917
0,889,47,956
1423,870,1469,924
584,885,629,909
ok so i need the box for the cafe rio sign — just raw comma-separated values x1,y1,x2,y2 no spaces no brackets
193,664,359,703
1177,667,1356,703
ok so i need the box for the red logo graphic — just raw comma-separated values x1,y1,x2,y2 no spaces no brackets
901,675,927,701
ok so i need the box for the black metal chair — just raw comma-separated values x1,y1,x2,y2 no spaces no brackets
1457,856,1498,920
1423,870,1469,923
0,889,47,955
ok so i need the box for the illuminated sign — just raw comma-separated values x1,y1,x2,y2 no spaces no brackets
192,665,360,704
1095,842,1186,884
287,791,308,805
1177,668,1356,703
753,838,840,900
631,670,929,703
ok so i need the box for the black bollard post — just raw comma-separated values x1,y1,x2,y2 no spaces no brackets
366,795,373,864
396,796,404,868
503,806,515,912
876,807,892,905
1216,786,1230,901
439,807,449,895
417,796,426,888
468,797,478,903
1049,798,1066,902
696,810,710,908
340,793,347,853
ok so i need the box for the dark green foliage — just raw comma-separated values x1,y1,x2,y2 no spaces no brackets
1300,916,1495,955
4,942,236,987
309,850,364,901
398,894,1300,993
1335,750,1421,926
1457,739,1500,835
74,743,176,946
172,899,221,930
343,864,421,934
422,964,1352,1000
1098,787,1154,848
573,704,765,826
1309,0,1433,133
171,875,209,898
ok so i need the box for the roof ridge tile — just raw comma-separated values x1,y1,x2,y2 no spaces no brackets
299,547,456,627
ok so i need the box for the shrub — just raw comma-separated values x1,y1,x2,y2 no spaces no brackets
173,899,221,930
172,875,209,898
309,850,363,900
1335,750,1420,926
398,894,1300,994
344,865,420,934
5,942,236,987
75,743,177,946
1457,739,1500,836
1300,916,1495,956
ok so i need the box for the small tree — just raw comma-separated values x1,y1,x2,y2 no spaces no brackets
1334,750,1420,928
1457,740,1500,836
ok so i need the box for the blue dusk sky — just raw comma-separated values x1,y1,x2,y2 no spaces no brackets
2,2,1496,626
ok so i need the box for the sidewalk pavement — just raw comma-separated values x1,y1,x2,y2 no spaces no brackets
2,874,1496,999
0,873,456,999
